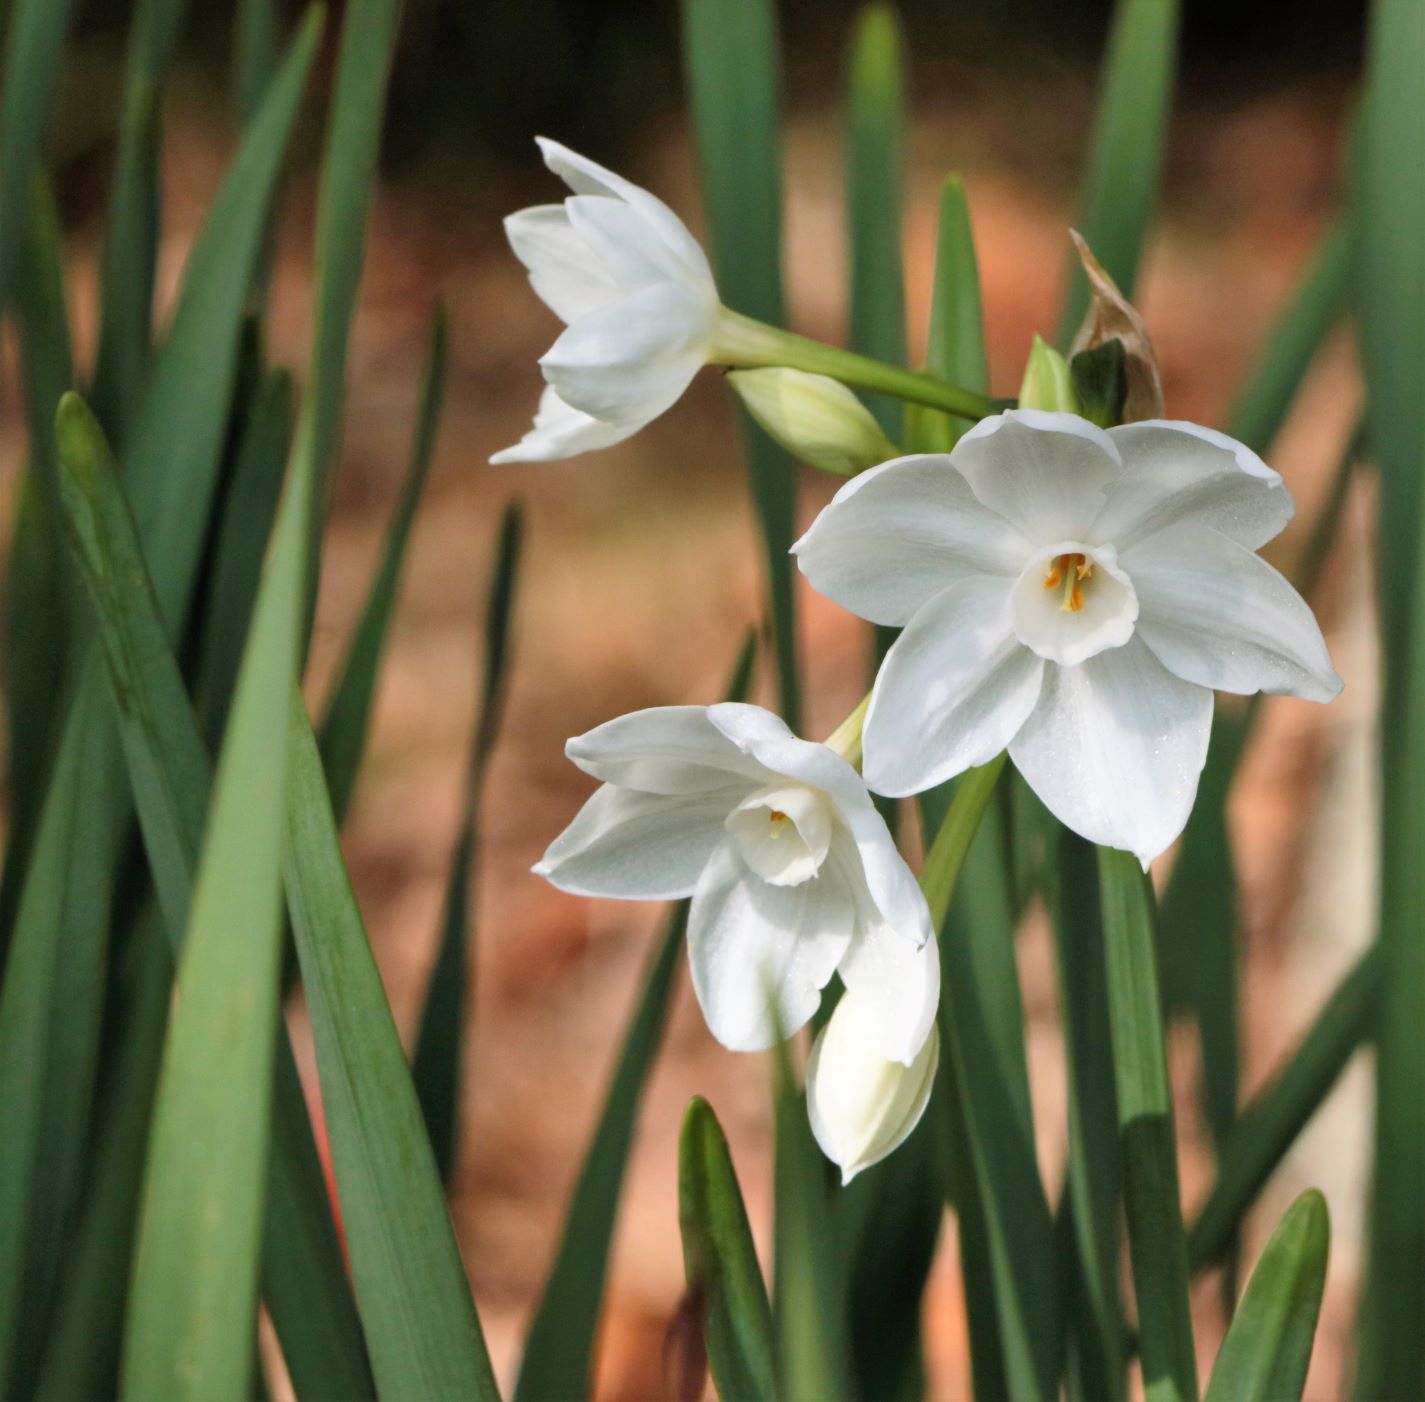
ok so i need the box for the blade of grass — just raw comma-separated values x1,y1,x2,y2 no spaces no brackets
514,630,755,1402
1353,1,1425,1392
845,2,906,439
192,367,295,746
1189,946,1378,1273
56,386,373,1402
233,0,280,124
1051,830,1126,1402
319,304,448,822
1203,1191,1329,1402
1056,0,1180,344
90,0,194,439
0,0,74,309
412,501,523,1183
682,0,800,730
284,698,501,1399
1098,846,1197,1402
678,1097,777,1402
119,350,316,1400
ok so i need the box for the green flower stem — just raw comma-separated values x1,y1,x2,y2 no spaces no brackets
712,309,1007,423
920,755,1008,927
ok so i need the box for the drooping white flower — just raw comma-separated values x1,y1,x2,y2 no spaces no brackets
494,138,723,462
807,985,940,1184
794,410,1343,866
535,702,938,1068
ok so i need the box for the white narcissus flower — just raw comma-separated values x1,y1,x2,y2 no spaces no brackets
794,410,1343,866
535,703,938,1076
495,138,723,462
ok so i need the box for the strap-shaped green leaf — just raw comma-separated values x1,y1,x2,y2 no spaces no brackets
513,632,754,1402
413,501,523,1184
682,0,800,729
680,1096,777,1402
1098,846,1197,1402
118,281,318,1400
285,697,501,1398
319,304,449,822
1057,0,1180,344
1203,1191,1329,1402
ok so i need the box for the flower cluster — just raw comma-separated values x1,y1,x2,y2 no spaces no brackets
503,141,1340,1180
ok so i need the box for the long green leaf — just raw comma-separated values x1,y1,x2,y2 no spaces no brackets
1203,1191,1329,1402
413,501,523,1183
90,0,193,439
55,339,371,1402
1057,0,1180,343
1190,947,1378,1273
679,1097,777,1402
119,346,315,1400
1098,846,1197,1402
681,0,800,730
845,2,906,439
284,700,501,1399
0,0,73,308
1052,830,1126,1402
514,631,755,1402
1353,0,1425,1394
319,304,448,822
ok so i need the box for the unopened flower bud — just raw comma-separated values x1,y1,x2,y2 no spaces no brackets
806,985,940,1184
728,368,898,476
1018,333,1079,413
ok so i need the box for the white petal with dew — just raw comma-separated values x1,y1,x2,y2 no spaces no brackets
1009,635,1212,866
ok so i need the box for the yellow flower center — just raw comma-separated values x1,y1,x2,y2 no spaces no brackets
768,809,788,838
1043,551,1094,613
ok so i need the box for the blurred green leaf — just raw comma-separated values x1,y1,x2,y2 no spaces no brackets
1353,1,1425,1391
233,0,281,124
1226,222,1351,453
413,501,523,1184
682,0,800,730
90,0,194,439
1098,846,1197,1402
845,2,906,439
118,335,315,1400
285,698,501,1399
193,367,295,747
1051,831,1126,1402
319,304,448,823
1203,1191,1329,1402
0,0,73,309
1190,948,1378,1273
679,1096,777,1402
514,631,754,1402
1057,0,1180,344
772,1041,852,1402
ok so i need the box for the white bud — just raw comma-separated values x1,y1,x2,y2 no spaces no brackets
728,368,898,476
806,985,940,1184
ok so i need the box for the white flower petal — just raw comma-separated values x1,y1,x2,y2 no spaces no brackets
565,705,769,794
708,707,933,945
565,194,705,295
836,918,940,1066
535,137,715,290
1124,523,1343,701
951,409,1122,544
1009,636,1212,866
687,840,854,1051
535,784,741,899
806,993,939,1185
1095,420,1293,551
725,783,834,886
503,204,620,324
862,578,1044,797
792,453,1031,626
490,385,637,464
540,282,711,425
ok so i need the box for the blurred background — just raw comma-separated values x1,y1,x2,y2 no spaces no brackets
3,0,1376,1395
